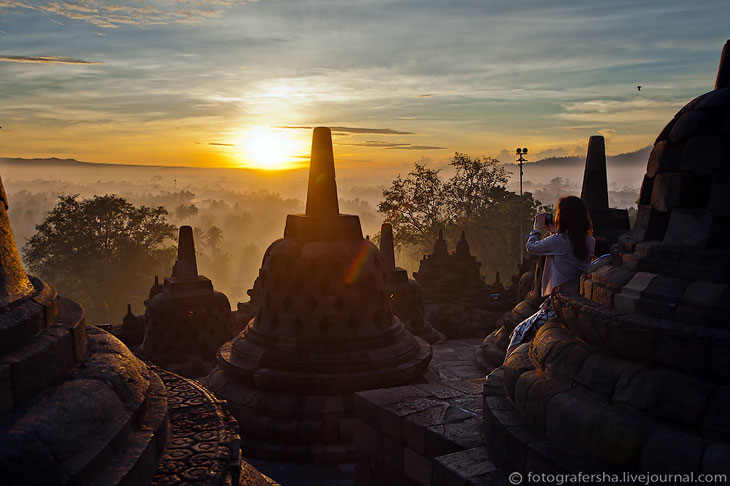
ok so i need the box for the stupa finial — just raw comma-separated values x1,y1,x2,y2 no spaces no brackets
172,225,198,278
305,127,339,217
0,175,34,306
380,223,396,271
580,135,609,212
715,39,730,90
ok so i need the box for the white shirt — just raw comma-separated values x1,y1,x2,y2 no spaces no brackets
526,230,595,296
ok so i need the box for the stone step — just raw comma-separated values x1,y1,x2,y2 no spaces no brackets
0,327,168,485
354,379,486,485
433,447,508,486
0,277,56,356
0,320,80,411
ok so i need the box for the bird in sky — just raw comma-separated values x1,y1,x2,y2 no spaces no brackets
637,85,642,91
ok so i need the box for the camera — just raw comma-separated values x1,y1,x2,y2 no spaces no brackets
545,213,554,226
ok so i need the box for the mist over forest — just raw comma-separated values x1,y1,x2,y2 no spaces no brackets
1,148,648,324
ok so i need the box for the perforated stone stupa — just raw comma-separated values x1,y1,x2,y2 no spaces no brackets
137,225,234,378
483,41,730,477
379,223,445,344
413,230,498,338
207,127,432,463
0,174,170,485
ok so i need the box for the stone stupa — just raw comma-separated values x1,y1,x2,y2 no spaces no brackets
0,175,271,486
207,127,432,463
413,230,495,337
483,40,730,477
0,174,169,485
379,223,445,344
581,135,631,244
137,225,234,378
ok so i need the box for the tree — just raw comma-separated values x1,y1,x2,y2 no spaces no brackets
206,225,223,253
446,153,508,224
23,195,176,324
377,163,449,247
378,153,543,282
174,203,199,220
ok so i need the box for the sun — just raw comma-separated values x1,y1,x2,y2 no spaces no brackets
234,127,308,170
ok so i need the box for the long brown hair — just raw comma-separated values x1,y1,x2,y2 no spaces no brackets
555,196,593,260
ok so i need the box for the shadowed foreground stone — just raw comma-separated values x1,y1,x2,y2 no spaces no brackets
0,174,270,486
483,41,730,477
207,127,432,463
137,225,235,378
0,173,169,486
380,223,445,344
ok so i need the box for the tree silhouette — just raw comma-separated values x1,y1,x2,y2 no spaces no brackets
378,153,542,280
206,225,223,253
23,194,176,324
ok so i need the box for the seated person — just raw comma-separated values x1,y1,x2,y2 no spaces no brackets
504,196,595,361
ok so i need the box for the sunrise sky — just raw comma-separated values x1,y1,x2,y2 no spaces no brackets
0,1,728,170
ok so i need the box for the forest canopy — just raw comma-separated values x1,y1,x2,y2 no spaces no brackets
378,153,544,281
22,194,177,324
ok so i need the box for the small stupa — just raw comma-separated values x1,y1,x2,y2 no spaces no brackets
413,230,494,337
207,127,432,463
379,223,445,344
137,225,234,377
581,135,631,244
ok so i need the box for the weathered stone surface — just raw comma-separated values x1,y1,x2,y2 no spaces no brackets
403,447,431,485
681,135,725,174
432,447,500,486
646,140,681,177
663,209,714,247
641,428,706,474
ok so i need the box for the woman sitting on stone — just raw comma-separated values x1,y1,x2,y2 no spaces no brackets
504,195,594,361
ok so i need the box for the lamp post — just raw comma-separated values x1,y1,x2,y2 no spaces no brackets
516,147,528,265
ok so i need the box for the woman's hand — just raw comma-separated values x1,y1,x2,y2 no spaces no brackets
534,212,546,230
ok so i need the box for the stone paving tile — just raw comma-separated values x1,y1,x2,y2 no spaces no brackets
428,338,486,382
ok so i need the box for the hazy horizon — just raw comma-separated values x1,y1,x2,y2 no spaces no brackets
1,1,727,171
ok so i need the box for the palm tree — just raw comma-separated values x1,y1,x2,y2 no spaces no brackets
206,225,223,253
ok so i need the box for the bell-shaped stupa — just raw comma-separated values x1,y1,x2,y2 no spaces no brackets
0,174,170,485
379,223,445,344
207,127,432,463
483,40,730,477
137,225,234,377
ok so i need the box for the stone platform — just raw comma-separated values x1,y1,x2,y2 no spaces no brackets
354,379,508,486
150,366,275,486
353,338,508,486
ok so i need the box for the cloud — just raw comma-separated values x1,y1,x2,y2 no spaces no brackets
0,55,100,64
0,0,245,28
598,128,616,139
208,142,236,146
557,99,683,124
416,93,434,98
274,126,413,135
337,141,445,150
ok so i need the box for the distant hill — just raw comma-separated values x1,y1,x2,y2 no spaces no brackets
520,145,652,169
0,157,183,169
